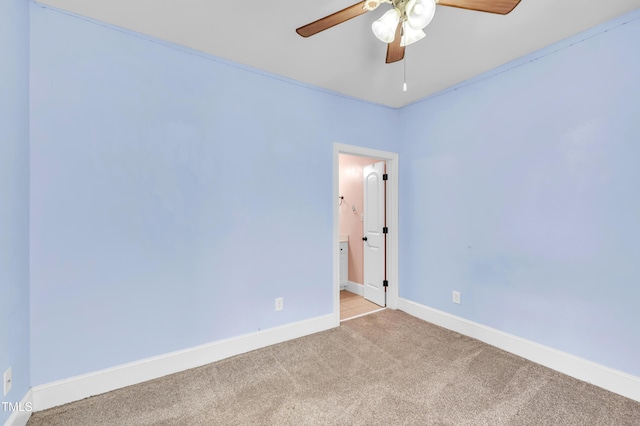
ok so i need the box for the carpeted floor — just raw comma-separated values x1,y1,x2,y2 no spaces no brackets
28,310,640,425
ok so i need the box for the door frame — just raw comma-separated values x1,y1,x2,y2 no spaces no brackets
333,143,399,325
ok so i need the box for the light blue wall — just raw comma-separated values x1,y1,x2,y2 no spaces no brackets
28,1,640,390
29,4,399,385
400,10,640,376
0,0,30,422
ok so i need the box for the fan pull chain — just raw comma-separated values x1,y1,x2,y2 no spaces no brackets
402,52,407,91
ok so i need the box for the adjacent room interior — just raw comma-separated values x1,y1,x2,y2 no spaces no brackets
338,153,389,320
2,0,640,424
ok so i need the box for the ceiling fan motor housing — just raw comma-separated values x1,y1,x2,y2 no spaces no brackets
364,0,383,11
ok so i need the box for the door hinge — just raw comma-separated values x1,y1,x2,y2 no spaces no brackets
382,227,388,234
383,280,389,287
382,173,388,181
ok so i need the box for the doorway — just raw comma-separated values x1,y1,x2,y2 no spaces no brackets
333,144,399,325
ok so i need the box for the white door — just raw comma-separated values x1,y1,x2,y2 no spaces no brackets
363,161,386,307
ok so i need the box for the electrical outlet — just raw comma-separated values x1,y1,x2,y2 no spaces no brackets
275,297,284,311
452,291,461,304
4,367,12,396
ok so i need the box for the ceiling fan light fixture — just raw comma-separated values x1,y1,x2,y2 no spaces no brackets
406,0,436,30
296,0,523,64
400,22,426,46
372,8,401,43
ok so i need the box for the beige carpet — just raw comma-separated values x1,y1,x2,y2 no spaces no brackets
28,310,640,425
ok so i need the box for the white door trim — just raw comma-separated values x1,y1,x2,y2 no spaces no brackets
333,143,399,325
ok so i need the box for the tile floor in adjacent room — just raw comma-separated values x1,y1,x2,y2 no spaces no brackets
340,290,385,321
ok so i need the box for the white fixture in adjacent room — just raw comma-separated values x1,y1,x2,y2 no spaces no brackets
340,237,349,290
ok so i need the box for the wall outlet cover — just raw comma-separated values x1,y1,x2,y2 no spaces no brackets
275,297,284,311
453,291,461,304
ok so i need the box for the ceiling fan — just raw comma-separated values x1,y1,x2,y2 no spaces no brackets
296,0,522,64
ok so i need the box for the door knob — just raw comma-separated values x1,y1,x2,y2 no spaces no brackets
362,236,368,241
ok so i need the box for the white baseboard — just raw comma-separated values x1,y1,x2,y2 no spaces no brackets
398,298,640,402
3,389,33,426
31,313,336,412
345,281,363,296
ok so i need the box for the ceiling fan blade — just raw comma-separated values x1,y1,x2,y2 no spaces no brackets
437,0,521,15
296,1,369,37
385,22,405,64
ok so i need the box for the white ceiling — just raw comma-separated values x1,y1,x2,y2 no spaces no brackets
38,0,639,108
